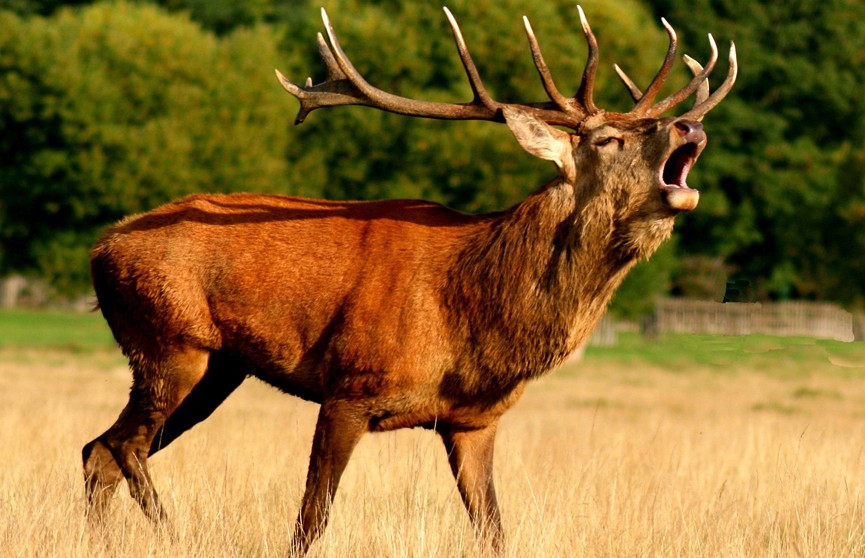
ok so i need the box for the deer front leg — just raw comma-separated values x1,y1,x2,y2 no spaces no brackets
440,421,504,556
290,399,367,555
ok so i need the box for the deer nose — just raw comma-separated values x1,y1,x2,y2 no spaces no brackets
673,120,706,144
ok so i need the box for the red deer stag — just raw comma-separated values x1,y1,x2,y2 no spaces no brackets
83,6,736,555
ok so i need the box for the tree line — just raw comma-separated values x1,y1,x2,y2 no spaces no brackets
1,0,864,317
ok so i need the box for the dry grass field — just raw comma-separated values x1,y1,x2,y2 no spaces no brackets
2,320,865,557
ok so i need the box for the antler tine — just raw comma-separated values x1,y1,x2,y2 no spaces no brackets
274,70,312,125
574,6,599,114
631,18,678,114
680,42,737,121
273,29,353,124
443,7,499,113
316,31,344,82
682,55,709,106
645,33,718,117
614,64,643,103
523,15,573,115
319,8,427,113
615,53,710,122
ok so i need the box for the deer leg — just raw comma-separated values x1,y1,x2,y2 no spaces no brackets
149,352,246,456
290,399,368,555
83,346,209,532
440,421,504,556
82,438,124,528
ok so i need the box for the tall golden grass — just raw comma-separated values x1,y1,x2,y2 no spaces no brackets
2,343,865,557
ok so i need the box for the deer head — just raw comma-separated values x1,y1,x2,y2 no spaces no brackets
276,6,737,223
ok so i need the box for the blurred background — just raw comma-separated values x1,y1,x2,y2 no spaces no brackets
1,0,864,334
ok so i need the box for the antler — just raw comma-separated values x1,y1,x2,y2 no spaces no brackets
276,7,601,129
276,7,736,129
614,23,738,119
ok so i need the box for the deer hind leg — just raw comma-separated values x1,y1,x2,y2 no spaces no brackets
290,399,368,555
440,421,504,557
83,346,209,532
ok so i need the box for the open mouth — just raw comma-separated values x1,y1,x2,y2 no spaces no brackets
659,142,700,211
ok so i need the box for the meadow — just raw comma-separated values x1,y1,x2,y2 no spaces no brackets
2,309,865,557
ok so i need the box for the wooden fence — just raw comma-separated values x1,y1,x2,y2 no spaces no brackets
655,299,856,342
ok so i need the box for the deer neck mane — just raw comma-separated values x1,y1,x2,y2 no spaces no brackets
445,177,673,381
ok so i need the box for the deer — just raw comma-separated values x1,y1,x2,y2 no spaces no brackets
82,6,736,556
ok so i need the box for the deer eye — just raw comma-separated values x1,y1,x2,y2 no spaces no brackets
594,137,624,148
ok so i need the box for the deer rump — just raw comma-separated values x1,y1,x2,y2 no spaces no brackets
83,6,736,556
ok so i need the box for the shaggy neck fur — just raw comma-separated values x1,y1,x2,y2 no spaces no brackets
444,177,673,392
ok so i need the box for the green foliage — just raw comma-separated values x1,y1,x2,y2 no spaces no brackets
0,0,88,15
832,144,865,308
0,3,293,293
0,0,289,32
152,0,284,35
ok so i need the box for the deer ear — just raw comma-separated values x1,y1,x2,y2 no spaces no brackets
502,106,576,182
